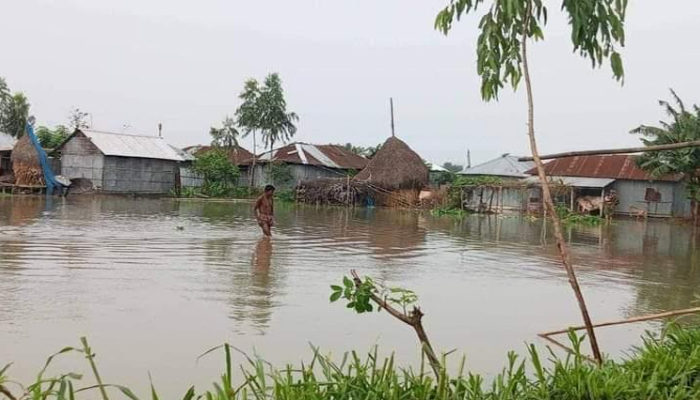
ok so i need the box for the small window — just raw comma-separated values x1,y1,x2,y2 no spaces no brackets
645,188,661,202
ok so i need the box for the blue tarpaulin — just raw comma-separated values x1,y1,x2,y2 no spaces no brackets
24,123,64,195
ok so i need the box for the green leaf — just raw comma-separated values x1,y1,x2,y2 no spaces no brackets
611,51,624,81
346,302,355,309
343,276,353,288
330,291,342,302
330,285,342,292
181,387,195,400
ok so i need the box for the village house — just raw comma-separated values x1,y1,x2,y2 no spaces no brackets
54,129,187,194
0,132,16,177
525,154,691,218
183,144,255,187
457,154,535,212
250,142,368,188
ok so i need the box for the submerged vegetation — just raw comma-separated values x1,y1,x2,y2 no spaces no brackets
555,204,605,226
3,324,700,400
431,207,468,218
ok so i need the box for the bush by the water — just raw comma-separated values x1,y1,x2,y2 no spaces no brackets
191,150,240,197
4,323,700,400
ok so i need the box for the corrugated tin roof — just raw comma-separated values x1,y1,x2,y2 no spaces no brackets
79,129,185,161
257,142,368,170
461,154,535,177
523,176,616,188
170,145,195,161
0,132,17,152
529,155,680,182
183,144,255,165
426,161,448,172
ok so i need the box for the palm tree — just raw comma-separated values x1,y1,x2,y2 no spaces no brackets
632,89,700,214
1,93,30,138
258,73,298,151
236,79,262,186
210,116,240,150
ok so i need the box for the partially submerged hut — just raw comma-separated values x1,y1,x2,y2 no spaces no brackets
54,129,187,194
11,134,43,186
254,143,368,188
0,132,16,178
183,144,256,187
354,137,428,207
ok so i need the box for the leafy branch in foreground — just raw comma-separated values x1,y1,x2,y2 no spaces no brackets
330,270,440,377
433,0,630,365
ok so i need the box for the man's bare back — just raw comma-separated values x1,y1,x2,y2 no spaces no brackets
254,185,275,236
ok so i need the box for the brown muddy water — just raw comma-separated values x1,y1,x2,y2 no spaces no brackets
1,196,699,397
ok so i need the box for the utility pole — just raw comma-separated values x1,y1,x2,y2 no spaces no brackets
158,123,162,138
467,149,471,168
390,98,395,137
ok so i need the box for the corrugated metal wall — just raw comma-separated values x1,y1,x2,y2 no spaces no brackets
180,167,204,188
60,135,105,189
672,184,693,218
463,187,529,211
244,164,346,188
102,156,177,193
612,180,678,217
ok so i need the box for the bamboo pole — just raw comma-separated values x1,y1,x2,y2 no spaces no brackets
518,140,700,162
521,1,603,364
539,307,700,337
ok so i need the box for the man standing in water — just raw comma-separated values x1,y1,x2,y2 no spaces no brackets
254,185,275,236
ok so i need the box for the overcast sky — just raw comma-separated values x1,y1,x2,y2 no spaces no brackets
2,0,698,165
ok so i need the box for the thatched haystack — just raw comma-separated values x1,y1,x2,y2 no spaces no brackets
353,137,428,207
354,137,428,190
11,135,44,186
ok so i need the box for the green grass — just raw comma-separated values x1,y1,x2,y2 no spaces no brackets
3,324,700,399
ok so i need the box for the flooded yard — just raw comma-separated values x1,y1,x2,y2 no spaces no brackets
1,196,699,397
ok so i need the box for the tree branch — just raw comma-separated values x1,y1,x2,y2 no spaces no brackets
0,385,17,400
350,270,441,377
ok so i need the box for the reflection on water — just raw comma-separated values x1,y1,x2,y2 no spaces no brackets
1,197,700,397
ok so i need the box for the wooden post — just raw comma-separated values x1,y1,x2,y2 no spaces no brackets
346,174,351,206
601,188,606,219
570,187,575,212
390,98,396,137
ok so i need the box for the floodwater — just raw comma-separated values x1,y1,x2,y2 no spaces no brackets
1,196,699,397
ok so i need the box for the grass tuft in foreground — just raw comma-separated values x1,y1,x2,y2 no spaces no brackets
3,324,700,399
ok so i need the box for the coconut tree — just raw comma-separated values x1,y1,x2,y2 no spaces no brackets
632,90,700,214
210,116,240,150
258,73,298,151
1,93,30,138
236,79,263,186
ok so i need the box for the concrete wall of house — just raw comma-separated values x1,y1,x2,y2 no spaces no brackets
243,163,347,188
60,135,105,189
102,156,177,193
611,180,677,217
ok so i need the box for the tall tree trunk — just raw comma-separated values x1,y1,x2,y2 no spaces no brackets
521,1,602,364
250,132,257,187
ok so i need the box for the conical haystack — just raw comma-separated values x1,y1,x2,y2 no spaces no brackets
11,135,44,186
354,137,428,190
